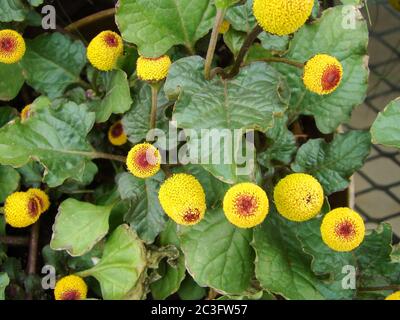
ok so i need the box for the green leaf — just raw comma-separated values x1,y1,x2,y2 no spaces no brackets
257,116,296,170
0,165,20,203
258,32,289,52
225,0,256,34
164,56,288,183
0,63,24,101
122,82,168,144
0,273,9,300
291,131,371,195
89,69,133,123
252,209,324,300
0,106,18,127
178,275,207,300
0,0,28,22
215,0,240,9
0,101,97,187
116,172,167,244
223,29,246,57
27,0,44,6
178,208,254,295
21,33,86,98
50,199,113,257
116,0,216,57
371,97,400,149
79,224,147,300
150,221,186,300
276,5,369,133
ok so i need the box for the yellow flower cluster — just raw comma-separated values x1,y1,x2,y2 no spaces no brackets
385,291,400,300
20,104,32,121
54,275,88,300
223,183,269,228
274,173,324,222
219,20,231,34
303,54,343,95
4,189,49,228
87,30,123,71
320,208,365,252
158,173,206,226
0,29,26,64
108,121,127,146
136,55,171,82
253,0,314,36
126,143,161,179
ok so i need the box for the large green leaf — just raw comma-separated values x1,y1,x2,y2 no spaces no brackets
179,208,254,295
276,5,369,134
178,275,207,300
122,82,168,144
21,33,86,98
89,69,133,123
78,225,147,300
0,0,27,22
150,221,186,300
371,98,400,149
164,56,288,183
291,131,371,195
0,101,97,187
0,273,9,300
0,106,18,127
50,199,113,257
225,0,256,34
252,209,324,300
116,172,167,244
116,0,216,57
0,165,20,203
0,63,24,101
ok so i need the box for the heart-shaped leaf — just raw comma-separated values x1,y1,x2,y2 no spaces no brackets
0,63,24,101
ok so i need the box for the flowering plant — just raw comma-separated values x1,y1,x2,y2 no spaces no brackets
0,0,399,300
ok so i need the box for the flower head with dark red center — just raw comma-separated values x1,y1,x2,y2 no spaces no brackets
0,29,26,64
87,30,123,71
108,121,127,146
158,173,206,226
253,0,314,36
126,143,161,179
4,192,41,228
274,173,324,222
303,54,343,95
320,207,365,252
223,183,269,228
27,188,50,214
136,55,171,82
54,275,87,300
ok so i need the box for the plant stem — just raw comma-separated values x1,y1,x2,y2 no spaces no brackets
65,8,116,33
78,79,92,91
358,285,400,292
27,221,40,275
256,57,304,69
204,9,226,80
225,24,263,79
0,236,30,246
150,83,160,130
91,151,126,163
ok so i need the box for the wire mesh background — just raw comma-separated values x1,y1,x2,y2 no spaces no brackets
348,1,400,242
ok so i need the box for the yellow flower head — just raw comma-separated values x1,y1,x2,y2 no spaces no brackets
0,29,26,64
219,20,231,34
303,54,343,95
54,275,88,300
20,104,32,121
4,192,41,228
390,0,400,11
126,143,161,178
136,55,171,82
253,0,314,36
27,188,50,214
108,121,127,146
274,173,324,222
158,173,206,226
87,30,123,71
223,183,269,228
385,291,400,300
320,207,365,252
